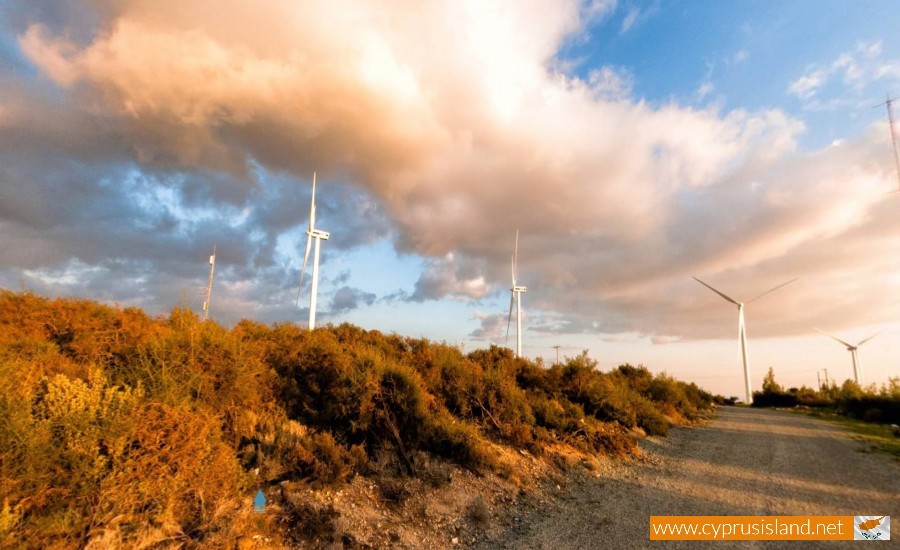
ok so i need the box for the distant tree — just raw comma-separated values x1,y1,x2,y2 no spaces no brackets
761,367,783,394
838,379,863,400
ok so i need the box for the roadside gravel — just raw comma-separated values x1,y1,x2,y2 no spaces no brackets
475,406,899,549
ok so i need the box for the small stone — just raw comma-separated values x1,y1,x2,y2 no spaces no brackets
451,537,459,545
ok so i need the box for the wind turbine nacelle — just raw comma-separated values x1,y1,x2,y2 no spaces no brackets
309,229,330,240
512,285,527,293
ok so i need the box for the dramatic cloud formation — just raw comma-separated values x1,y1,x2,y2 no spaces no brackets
1,0,899,354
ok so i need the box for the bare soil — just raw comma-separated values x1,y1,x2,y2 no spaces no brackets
243,407,898,548
474,406,899,549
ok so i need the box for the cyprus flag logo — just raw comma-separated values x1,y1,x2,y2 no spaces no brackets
854,516,890,541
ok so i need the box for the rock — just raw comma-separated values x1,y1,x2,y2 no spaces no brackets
451,537,459,545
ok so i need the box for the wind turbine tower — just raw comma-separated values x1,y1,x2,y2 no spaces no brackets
506,231,527,358
202,245,216,321
816,330,877,385
876,94,900,190
694,277,797,404
296,172,330,330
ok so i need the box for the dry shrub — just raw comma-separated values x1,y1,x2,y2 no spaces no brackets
466,495,490,525
376,477,412,506
280,499,340,546
0,291,717,547
412,452,454,488
90,402,248,545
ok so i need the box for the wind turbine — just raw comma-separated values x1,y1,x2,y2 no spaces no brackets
815,329,877,385
202,245,216,321
296,172,330,330
506,230,526,358
693,276,797,404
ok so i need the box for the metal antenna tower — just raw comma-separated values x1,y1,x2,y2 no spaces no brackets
875,94,900,191
203,245,216,320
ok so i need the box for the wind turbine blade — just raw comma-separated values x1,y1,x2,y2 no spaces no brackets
514,229,519,274
747,277,798,303
296,233,313,307
511,255,516,286
309,172,317,230
857,333,879,347
505,293,514,345
814,328,854,349
693,277,740,305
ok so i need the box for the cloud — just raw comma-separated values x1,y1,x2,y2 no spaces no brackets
410,254,491,302
587,65,633,100
787,40,900,105
620,8,640,34
469,310,507,340
696,81,714,101
329,286,376,314
788,68,829,100
618,1,659,34
0,0,898,345
583,0,618,23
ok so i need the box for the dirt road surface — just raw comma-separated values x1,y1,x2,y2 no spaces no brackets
475,407,898,548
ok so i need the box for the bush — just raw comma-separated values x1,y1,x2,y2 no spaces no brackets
0,291,717,546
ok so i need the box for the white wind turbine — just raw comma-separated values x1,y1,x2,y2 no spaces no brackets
506,231,527,358
693,276,797,404
296,172,330,330
202,245,216,321
815,329,877,385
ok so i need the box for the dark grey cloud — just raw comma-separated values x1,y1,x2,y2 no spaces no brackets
328,286,376,315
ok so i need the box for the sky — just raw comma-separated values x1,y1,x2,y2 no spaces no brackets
1,0,899,399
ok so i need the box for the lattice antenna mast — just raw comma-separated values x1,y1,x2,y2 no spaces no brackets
203,245,216,320
876,94,900,191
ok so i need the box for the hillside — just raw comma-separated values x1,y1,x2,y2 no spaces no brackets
0,290,713,548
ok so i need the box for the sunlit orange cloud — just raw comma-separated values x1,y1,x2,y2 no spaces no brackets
9,0,900,345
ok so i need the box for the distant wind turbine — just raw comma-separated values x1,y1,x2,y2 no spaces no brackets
693,276,797,404
202,245,216,321
815,329,877,385
506,230,527,358
296,172,330,330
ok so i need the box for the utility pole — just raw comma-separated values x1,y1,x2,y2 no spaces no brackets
875,94,900,191
552,345,561,365
203,245,216,321
821,368,830,388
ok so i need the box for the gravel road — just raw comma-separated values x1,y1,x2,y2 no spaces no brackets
475,407,898,549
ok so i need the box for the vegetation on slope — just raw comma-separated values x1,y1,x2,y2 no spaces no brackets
0,290,713,547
